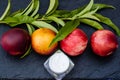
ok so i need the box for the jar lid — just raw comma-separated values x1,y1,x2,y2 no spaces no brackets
49,51,70,74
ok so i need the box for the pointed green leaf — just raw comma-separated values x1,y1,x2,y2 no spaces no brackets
95,13,120,36
34,14,40,19
26,24,33,35
50,4,114,19
78,0,94,16
45,0,58,15
50,19,80,46
51,10,70,18
21,0,33,15
12,0,33,16
47,16,65,26
79,7,100,21
21,24,34,58
20,45,31,58
80,19,103,29
31,21,58,33
24,0,34,15
80,14,100,21
3,17,18,23
92,4,115,10
26,24,35,35
10,10,23,17
72,0,94,19
31,0,40,17
31,24,35,32
66,4,114,17
88,7,99,15
0,0,11,20
3,15,35,27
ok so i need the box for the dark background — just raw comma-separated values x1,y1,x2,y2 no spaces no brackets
0,0,120,79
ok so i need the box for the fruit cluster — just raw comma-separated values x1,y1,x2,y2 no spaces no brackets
61,28,118,57
0,0,119,58
0,28,118,57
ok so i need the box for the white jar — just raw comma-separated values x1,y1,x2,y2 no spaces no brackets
49,50,70,74
44,50,74,80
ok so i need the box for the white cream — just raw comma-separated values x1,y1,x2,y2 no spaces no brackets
49,50,70,74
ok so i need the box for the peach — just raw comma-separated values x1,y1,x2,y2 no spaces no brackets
91,30,118,56
60,28,88,56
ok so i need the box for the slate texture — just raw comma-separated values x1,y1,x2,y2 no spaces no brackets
0,0,120,79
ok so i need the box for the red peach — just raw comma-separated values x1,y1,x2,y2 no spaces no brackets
60,28,88,56
91,30,118,57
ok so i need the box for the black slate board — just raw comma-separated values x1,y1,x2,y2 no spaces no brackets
0,0,120,79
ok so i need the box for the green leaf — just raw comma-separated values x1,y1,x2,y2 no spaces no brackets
50,3,114,19
72,0,94,19
26,24,34,35
51,10,70,18
3,17,18,23
88,7,99,15
21,0,33,15
0,0,11,20
69,7,85,17
17,15,35,23
20,45,32,58
31,24,35,32
80,14,100,21
79,7,100,21
20,24,33,58
11,0,34,17
11,0,33,17
31,21,58,33
55,4,114,19
23,0,34,15
94,13,120,36
45,0,59,15
50,19,80,46
4,15,35,26
34,14,40,19
71,4,114,17
12,0,40,17
31,0,40,17
80,19,103,30
26,24,35,35
47,16,65,26
10,10,23,17
79,0,94,15
92,4,115,10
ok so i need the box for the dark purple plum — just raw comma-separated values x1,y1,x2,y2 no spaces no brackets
0,28,31,56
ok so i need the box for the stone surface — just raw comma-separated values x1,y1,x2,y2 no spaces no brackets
0,0,120,79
